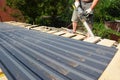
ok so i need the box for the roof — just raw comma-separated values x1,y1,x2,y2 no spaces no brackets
0,22,118,80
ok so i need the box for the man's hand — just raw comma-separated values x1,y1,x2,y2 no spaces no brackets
74,1,80,8
85,8,92,14
85,8,92,17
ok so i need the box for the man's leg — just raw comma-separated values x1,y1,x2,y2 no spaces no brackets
71,9,78,33
72,21,78,33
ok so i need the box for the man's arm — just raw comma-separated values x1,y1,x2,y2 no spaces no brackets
85,0,99,14
90,0,99,10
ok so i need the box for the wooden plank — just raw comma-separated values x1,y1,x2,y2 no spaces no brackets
4,22,27,27
117,43,120,49
9,22,21,26
83,36,101,43
31,27,43,31
16,24,25,27
23,24,32,27
8,21,16,23
27,25,38,29
32,27,50,32
0,74,8,80
98,49,120,80
61,32,76,38
4,22,10,24
47,30,57,34
14,23,30,27
14,23,27,27
97,39,116,47
72,34,86,40
0,69,8,80
13,22,23,25
4,22,24,27
54,31,66,36
0,69,2,73
42,29,51,32
4,21,16,24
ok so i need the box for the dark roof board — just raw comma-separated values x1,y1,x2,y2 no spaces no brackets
0,23,117,80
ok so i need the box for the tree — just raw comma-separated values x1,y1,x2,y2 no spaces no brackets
7,0,42,24
94,0,120,22
6,0,72,27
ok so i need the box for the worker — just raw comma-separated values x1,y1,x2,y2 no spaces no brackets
71,0,99,37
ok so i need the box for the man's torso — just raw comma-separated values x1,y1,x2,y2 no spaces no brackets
81,0,93,3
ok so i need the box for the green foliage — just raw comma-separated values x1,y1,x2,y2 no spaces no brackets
37,0,72,27
93,0,120,40
93,22,120,40
6,0,25,8
6,0,72,26
94,0,120,22
6,0,120,27
107,29,120,36
93,23,110,38
107,0,120,19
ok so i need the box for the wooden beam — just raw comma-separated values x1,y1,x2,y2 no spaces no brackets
0,74,8,80
117,43,120,49
0,69,8,80
72,35,86,40
47,30,58,34
0,69,2,74
98,48,120,80
61,33,76,38
31,27,42,31
54,31,66,36
84,36,101,43
97,39,116,47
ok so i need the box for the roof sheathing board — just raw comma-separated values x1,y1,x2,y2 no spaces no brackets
0,23,117,80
